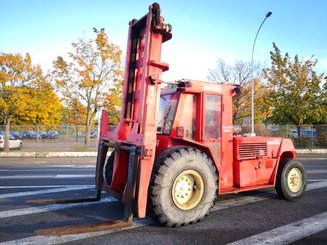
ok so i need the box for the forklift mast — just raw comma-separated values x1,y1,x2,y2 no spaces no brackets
100,3,172,218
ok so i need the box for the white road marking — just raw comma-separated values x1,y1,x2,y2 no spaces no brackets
0,197,116,219
0,220,150,245
0,174,94,179
306,179,327,191
0,180,326,244
213,180,327,212
212,196,267,212
0,186,93,199
0,185,94,189
307,169,327,174
54,174,94,179
0,168,94,172
0,180,326,220
228,212,327,245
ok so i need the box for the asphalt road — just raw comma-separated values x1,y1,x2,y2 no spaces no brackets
0,157,326,244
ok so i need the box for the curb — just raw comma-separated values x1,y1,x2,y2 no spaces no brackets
0,149,326,158
296,149,327,154
0,152,98,158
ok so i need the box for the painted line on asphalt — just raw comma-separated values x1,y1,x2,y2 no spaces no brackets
54,174,94,179
306,179,327,191
212,196,267,212
228,212,327,245
0,197,116,219
0,186,93,199
0,168,94,172
307,169,327,174
0,185,94,189
0,180,326,244
1,167,323,180
213,179,327,212
0,174,94,179
0,219,152,245
1,180,326,220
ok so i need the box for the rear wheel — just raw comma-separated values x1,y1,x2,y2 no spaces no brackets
275,159,307,200
150,147,218,227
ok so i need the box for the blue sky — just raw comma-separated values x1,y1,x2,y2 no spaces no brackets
1,0,326,81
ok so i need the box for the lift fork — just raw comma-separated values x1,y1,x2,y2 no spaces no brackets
26,141,140,232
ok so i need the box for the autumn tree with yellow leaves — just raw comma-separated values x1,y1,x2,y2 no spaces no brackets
52,29,123,145
0,53,62,150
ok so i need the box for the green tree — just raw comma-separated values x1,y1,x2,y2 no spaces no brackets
263,43,326,138
52,29,123,145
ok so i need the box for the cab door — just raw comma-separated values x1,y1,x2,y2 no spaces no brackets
202,94,222,169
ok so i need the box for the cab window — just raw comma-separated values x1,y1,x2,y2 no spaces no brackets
179,94,196,140
204,94,221,139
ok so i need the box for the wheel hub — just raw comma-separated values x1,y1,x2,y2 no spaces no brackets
172,170,204,210
287,168,302,192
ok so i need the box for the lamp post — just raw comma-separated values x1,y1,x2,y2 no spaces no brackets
250,11,272,136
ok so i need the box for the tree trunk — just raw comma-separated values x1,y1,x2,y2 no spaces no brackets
296,125,302,140
4,117,10,152
35,124,40,142
75,124,79,142
85,122,90,145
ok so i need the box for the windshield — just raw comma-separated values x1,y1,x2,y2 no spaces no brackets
157,93,178,134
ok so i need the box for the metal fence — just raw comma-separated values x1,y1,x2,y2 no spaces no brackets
1,124,326,151
241,124,327,149
0,125,99,152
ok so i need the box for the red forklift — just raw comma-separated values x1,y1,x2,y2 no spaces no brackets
33,2,307,228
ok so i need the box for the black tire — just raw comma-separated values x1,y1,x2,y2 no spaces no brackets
105,151,115,185
149,147,218,227
275,159,307,200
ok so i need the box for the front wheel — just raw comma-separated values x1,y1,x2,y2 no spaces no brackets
149,147,218,227
275,159,307,200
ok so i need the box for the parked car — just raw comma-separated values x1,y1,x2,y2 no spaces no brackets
39,131,47,139
10,131,20,139
0,134,23,150
47,131,59,139
90,130,97,138
291,128,317,139
18,130,36,139
233,125,242,135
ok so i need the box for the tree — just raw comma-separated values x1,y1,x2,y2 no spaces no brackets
263,43,326,138
52,29,123,145
103,79,123,125
207,58,268,125
61,98,88,141
0,53,44,150
17,83,62,139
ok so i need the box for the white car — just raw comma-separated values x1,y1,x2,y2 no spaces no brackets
0,134,23,150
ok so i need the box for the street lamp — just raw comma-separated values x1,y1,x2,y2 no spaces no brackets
249,11,272,136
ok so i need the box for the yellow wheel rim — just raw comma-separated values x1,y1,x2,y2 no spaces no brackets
287,168,302,193
172,170,204,210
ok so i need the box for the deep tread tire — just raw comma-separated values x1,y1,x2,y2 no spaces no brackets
105,151,115,185
275,159,307,200
150,147,218,227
